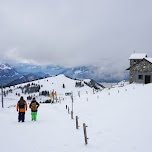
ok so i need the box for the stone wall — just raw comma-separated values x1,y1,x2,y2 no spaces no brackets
130,59,152,83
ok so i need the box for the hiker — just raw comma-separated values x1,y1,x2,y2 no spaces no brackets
16,96,28,122
29,97,40,121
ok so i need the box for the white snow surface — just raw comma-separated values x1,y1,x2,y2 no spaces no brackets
0,74,152,152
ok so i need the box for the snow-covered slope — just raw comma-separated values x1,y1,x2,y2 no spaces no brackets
0,75,152,152
3,74,95,105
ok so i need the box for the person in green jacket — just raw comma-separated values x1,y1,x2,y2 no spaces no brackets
29,97,40,121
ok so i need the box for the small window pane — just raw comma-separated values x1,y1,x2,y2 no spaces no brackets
139,75,143,79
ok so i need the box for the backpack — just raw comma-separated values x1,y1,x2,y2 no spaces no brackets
31,102,37,111
19,100,25,108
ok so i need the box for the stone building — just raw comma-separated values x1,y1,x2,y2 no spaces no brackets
127,53,152,84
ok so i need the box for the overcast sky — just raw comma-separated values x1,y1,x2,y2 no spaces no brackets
0,0,152,68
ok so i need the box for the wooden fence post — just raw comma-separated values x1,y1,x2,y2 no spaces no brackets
76,116,79,129
68,107,70,114
78,91,80,97
1,85,4,108
83,123,89,145
71,111,74,119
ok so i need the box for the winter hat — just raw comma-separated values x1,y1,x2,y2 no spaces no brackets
20,96,23,100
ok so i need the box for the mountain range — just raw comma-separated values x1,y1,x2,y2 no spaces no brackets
0,62,129,86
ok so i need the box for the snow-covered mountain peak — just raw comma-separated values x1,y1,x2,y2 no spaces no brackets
0,62,21,84
0,62,12,70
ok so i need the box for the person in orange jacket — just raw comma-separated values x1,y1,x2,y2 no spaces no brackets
16,96,28,122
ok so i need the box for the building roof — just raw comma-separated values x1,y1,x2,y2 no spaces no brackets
145,58,152,64
129,53,147,59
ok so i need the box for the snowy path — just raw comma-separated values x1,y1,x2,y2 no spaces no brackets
0,103,87,152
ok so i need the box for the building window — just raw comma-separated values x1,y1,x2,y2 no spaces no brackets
139,75,143,80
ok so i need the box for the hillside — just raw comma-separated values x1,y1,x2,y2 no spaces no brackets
0,75,152,152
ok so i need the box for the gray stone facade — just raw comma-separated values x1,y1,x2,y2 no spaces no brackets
129,59,152,84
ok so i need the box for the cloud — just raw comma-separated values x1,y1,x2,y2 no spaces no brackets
0,0,152,67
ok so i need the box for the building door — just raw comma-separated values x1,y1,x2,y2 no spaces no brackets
145,75,151,84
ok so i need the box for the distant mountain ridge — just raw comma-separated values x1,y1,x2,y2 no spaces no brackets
0,62,45,85
6,73,42,86
0,62,128,86
14,63,128,82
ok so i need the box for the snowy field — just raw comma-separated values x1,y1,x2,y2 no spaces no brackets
0,74,152,152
